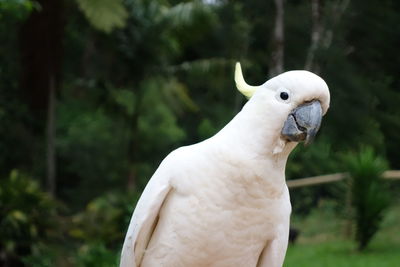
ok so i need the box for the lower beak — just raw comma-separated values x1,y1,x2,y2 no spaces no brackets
281,100,323,145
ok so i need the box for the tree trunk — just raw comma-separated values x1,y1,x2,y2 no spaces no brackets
19,0,65,194
304,0,322,72
304,0,351,72
269,0,285,77
20,0,65,117
126,88,145,190
46,75,56,196
321,0,350,49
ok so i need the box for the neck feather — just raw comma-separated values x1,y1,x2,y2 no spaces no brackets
211,100,297,176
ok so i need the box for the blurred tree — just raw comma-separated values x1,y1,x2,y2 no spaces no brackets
269,0,285,76
344,0,400,168
79,0,220,190
0,0,36,176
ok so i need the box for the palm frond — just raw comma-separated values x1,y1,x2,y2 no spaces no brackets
167,58,233,75
76,0,128,33
159,1,215,28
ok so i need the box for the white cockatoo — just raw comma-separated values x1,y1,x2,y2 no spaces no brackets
120,63,330,267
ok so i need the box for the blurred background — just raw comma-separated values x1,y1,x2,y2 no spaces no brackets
1,0,399,266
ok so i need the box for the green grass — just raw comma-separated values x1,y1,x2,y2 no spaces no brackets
284,240,400,267
284,200,400,267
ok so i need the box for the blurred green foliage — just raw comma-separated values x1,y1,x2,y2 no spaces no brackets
70,191,138,248
74,242,119,267
0,0,38,19
76,0,128,33
68,192,138,266
1,0,400,264
0,170,58,265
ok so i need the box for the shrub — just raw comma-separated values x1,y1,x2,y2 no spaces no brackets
69,191,139,248
69,191,139,266
75,242,119,267
0,170,58,265
344,147,390,250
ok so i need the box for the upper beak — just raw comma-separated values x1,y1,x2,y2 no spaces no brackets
281,100,323,145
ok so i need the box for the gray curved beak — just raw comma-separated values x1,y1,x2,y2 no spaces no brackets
281,100,323,145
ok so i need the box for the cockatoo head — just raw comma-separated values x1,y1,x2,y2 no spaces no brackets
235,62,330,153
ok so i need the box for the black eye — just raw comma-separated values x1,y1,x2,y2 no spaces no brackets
280,92,289,100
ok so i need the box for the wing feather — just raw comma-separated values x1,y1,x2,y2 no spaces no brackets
120,169,172,267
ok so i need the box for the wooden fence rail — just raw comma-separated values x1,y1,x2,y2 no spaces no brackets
287,170,400,189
